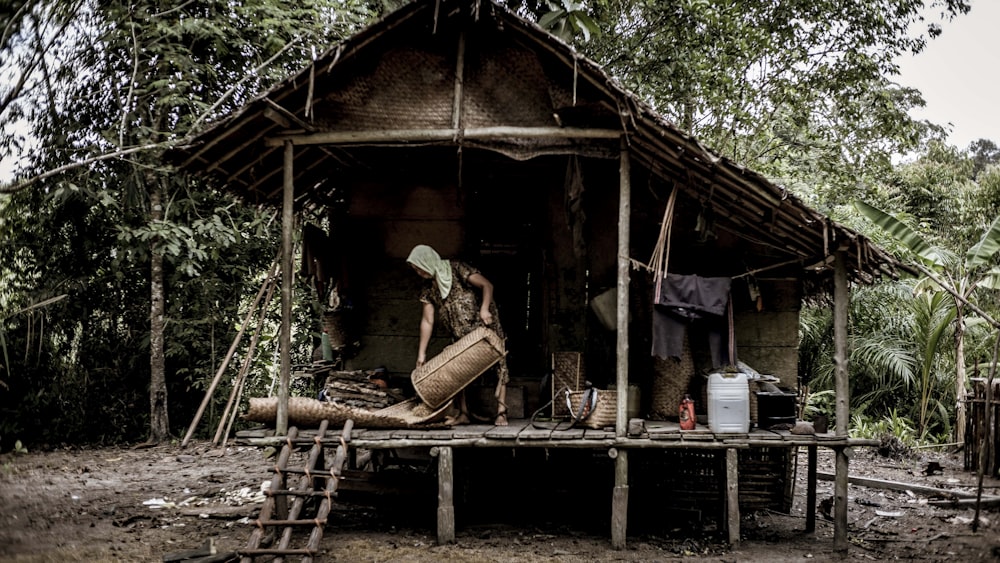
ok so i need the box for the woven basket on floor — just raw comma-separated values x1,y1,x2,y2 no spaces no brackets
565,388,617,430
411,326,506,409
650,330,695,420
551,351,584,417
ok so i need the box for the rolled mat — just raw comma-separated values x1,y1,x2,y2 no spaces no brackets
243,396,451,428
411,326,506,409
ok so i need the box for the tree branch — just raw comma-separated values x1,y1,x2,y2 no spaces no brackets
187,36,302,133
0,142,180,194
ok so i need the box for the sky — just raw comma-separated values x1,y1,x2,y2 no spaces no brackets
894,0,1000,152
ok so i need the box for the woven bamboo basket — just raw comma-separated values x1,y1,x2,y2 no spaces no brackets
243,396,450,429
565,388,617,430
650,331,695,420
748,379,761,427
551,351,584,417
411,326,506,409
322,310,353,350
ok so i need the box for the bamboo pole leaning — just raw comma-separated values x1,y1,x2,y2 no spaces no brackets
214,270,279,446
181,254,280,448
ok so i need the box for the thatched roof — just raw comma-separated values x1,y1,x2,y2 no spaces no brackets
171,0,905,286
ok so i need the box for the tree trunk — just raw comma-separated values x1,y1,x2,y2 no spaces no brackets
149,176,170,443
954,306,967,444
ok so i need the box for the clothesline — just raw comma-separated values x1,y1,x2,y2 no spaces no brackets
628,256,804,280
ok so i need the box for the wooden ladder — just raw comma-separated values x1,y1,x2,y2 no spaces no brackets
239,419,353,563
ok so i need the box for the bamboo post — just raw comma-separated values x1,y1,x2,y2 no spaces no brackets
833,250,850,552
181,256,279,448
215,273,278,445
726,448,740,547
616,136,631,438
806,445,817,533
435,446,455,544
277,140,294,436
611,448,628,549
973,336,999,531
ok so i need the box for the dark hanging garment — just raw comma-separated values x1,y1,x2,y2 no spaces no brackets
651,273,735,367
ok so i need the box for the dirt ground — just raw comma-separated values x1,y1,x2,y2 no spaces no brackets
1,438,998,563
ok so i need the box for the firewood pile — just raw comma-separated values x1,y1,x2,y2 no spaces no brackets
317,367,404,410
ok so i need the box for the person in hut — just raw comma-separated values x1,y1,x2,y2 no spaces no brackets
407,244,509,426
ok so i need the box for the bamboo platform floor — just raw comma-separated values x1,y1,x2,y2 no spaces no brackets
235,418,877,450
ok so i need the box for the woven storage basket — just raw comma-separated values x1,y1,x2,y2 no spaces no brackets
411,326,506,409
322,310,353,350
565,388,617,430
650,331,695,420
551,351,584,417
748,379,761,427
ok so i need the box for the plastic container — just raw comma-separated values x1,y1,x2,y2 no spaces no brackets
707,370,750,433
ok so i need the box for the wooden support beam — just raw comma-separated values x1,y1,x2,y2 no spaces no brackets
611,448,628,549
833,250,850,552
264,98,316,131
806,445,817,533
277,141,294,436
616,136,631,437
435,446,456,544
726,448,740,547
263,126,622,146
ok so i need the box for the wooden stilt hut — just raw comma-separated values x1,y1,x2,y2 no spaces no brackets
171,0,906,552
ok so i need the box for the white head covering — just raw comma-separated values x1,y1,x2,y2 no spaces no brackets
406,245,453,300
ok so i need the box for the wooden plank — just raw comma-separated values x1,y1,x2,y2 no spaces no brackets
516,425,554,440
484,425,522,439
551,428,586,440
450,424,492,439
584,428,614,440
815,471,998,500
420,429,461,440
358,430,395,441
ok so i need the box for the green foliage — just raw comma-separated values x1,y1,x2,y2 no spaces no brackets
0,0,382,447
576,0,969,205
537,1,602,43
800,279,957,441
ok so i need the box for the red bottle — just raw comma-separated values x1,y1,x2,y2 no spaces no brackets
679,394,696,430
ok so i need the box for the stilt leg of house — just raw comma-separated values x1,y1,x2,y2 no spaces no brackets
806,445,817,533
435,446,455,544
834,446,849,552
611,448,628,549
725,448,740,547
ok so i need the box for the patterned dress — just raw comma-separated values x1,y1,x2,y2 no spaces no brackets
419,261,510,385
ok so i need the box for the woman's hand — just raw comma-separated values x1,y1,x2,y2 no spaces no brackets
416,352,426,368
480,308,493,326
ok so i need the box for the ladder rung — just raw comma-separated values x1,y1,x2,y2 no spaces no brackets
255,518,327,527
239,548,318,556
266,489,340,498
272,467,339,477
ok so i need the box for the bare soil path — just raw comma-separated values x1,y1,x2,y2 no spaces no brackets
0,441,997,562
